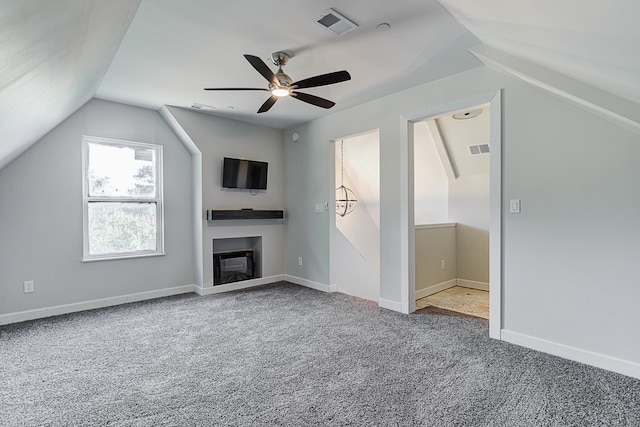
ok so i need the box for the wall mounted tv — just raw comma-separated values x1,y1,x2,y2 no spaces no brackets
222,157,268,190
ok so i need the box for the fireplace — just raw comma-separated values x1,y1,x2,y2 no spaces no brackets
213,250,254,285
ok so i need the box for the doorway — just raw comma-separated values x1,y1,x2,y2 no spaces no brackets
401,91,502,338
413,104,490,318
330,130,381,302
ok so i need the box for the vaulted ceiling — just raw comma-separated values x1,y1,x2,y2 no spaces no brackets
2,0,638,170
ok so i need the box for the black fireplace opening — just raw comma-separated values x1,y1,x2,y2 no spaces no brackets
214,250,254,285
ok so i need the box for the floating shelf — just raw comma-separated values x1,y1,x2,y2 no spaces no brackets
206,210,285,221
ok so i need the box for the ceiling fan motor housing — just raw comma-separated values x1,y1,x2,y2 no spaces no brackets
271,51,290,66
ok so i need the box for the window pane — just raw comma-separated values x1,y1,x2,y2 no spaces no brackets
88,202,157,255
88,143,156,198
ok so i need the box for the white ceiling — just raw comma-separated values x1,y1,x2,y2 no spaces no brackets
95,0,481,128
2,0,639,170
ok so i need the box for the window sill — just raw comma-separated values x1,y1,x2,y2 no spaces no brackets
82,252,166,263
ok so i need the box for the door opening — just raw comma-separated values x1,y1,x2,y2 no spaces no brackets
413,104,490,319
330,130,381,302
401,91,502,338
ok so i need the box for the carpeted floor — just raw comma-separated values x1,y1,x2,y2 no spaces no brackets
1,281,639,426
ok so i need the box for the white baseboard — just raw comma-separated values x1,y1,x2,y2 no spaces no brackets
414,278,489,300
501,329,640,380
283,274,335,293
0,285,196,326
415,279,457,299
195,275,284,295
457,279,489,291
378,297,403,312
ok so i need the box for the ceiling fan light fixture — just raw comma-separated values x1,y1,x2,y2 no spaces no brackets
335,140,357,217
271,87,290,97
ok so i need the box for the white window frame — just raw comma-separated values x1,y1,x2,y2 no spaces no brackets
82,136,165,261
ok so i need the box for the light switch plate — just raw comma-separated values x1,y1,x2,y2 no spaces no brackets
315,202,329,213
510,199,521,213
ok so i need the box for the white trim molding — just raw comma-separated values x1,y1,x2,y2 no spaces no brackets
501,330,640,380
195,275,284,295
469,44,640,135
284,275,336,293
457,279,489,292
81,136,165,262
414,223,456,230
378,297,403,312
414,279,490,301
401,90,503,337
158,106,204,288
415,279,457,300
0,285,196,326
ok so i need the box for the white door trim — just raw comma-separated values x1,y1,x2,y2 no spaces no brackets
400,90,503,339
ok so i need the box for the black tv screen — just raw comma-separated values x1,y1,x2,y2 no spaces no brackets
222,157,268,190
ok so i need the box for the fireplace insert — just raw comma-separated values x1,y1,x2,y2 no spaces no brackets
213,250,254,285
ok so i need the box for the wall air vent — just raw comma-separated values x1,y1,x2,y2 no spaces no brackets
468,144,490,156
316,8,358,35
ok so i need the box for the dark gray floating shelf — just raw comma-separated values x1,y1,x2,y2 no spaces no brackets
206,210,285,221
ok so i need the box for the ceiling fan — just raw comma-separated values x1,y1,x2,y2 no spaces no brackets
204,52,351,113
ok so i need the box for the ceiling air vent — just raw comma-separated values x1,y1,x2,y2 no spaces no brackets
316,8,358,35
468,144,490,156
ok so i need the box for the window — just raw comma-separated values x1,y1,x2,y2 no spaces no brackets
82,136,164,261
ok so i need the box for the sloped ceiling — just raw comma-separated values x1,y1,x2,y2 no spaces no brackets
0,0,141,170
437,0,640,104
2,0,639,171
435,107,490,178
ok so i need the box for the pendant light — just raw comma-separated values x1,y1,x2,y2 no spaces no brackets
335,140,357,216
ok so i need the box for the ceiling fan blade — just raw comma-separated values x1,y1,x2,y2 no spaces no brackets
291,92,335,109
292,70,351,89
204,87,269,91
258,96,278,113
244,54,277,85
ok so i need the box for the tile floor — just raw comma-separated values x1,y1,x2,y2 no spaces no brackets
416,286,489,319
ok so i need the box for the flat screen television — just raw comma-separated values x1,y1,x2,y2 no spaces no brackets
222,157,268,190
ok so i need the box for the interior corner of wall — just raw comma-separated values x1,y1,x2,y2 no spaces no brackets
158,106,201,156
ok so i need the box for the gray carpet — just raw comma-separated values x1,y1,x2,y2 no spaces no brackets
1,282,639,426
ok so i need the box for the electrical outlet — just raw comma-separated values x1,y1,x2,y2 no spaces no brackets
440,260,445,270
23,280,35,293
298,257,303,266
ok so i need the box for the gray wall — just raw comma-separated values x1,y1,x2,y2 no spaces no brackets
502,82,640,362
415,226,457,291
165,107,285,288
0,99,194,315
284,65,640,366
449,174,489,283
